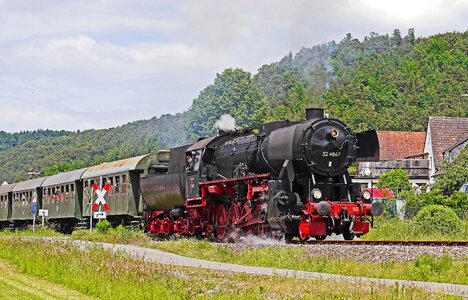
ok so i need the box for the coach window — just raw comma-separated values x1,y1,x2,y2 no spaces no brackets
48,188,52,203
115,176,120,193
108,177,113,195
60,186,65,201
65,185,70,201
71,183,75,193
122,175,127,193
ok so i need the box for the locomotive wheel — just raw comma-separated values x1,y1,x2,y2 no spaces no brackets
241,203,254,236
298,229,309,241
215,205,227,240
314,235,326,241
342,229,355,240
226,203,241,242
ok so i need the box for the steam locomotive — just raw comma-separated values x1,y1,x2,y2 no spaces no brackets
141,108,383,241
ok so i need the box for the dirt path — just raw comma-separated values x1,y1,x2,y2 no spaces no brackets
0,259,93,300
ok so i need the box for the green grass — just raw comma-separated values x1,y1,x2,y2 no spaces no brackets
151,239,468,285
362,218,468,241
0,238,458,299
71,226,150,245
0,227,63,237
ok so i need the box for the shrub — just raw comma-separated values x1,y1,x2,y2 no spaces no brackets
95,220,111,234
413,205,461,234
435,147,468,195
402,189,468,219
376,169,411,195
413,254,453,281
444,192,468,219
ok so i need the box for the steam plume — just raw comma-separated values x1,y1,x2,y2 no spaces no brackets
214,114,236,131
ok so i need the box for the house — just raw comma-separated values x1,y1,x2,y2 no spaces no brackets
354,131,429,189
443,137,468,163
353,116,468,190
423,117,468,182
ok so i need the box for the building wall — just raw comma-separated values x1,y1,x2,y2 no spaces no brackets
443,140,467,162
423,124,436,183
354,159,430,190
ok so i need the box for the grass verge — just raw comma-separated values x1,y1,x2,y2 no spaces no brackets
151,239,468,285
0,227,63,237
0,238,458,299
70,226,149,244
362,218,468,241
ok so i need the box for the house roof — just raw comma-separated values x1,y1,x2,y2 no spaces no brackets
443,136,468,153
377,131,426,160
428,117,468,169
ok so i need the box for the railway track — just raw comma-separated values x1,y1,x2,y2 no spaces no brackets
291,240,468,246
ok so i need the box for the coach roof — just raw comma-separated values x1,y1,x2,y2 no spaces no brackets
42,168,88,187
0,183,16,195
12,177,47,192
82,153,159,179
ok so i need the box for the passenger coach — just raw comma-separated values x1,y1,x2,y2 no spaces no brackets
42,168,87,233
0,183,15,228
11,177,47,227
82,152,169,226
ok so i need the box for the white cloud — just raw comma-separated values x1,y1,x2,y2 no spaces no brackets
0,0,466,132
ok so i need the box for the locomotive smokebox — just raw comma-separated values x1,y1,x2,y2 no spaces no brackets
306,108,324,120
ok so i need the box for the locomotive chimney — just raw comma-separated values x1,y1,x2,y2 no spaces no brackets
306,108,324,120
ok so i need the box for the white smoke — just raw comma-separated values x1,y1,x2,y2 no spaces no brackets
214,114,236,131
238,235,286,246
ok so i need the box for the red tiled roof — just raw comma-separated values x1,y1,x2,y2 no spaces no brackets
428,117,468,169
377,131,426,160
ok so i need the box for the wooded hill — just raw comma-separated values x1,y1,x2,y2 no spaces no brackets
1,29,466,183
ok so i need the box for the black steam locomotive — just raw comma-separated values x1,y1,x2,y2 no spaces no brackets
141,108,382,241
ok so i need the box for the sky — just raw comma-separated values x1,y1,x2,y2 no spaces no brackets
0,0,466,132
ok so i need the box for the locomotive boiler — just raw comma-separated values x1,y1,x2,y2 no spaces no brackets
141,108,383,241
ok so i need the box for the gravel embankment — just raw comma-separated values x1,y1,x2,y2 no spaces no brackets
223,243,468,262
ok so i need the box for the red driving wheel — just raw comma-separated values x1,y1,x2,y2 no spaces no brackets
215,205,227,240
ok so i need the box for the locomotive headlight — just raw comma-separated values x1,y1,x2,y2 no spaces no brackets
330,129,339,138
362,190,371,200
312,188,322,200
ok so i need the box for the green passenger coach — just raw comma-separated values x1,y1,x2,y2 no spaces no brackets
0,183,15,228
82,152,169,225
11,177,47,225
42,168,87,232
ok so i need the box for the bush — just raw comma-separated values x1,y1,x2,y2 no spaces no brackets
402,189,468,219
401,189,446,218
95,220,111,234
413,205,461,234
435,147,468,195
444,192,468,219
376,169,411,195
413,254,453,281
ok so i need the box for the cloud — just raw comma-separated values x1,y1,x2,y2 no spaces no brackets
0,0,466,132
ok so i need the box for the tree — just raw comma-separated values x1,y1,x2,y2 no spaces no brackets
435,147,468,195
376,169,411,195
184,68,268,140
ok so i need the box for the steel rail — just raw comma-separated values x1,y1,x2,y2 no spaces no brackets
290,240,468,246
